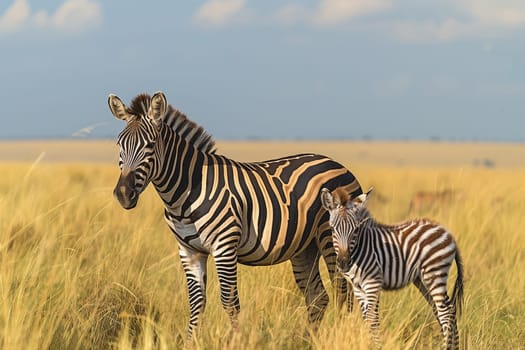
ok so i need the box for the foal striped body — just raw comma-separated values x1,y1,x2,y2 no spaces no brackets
321,188,464,349
108,92,362,339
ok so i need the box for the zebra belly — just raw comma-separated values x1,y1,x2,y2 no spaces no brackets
236,207,318,265
237,248,302,266
165,214,312,263
237,231,313,266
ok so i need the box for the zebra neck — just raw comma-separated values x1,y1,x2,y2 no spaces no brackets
151,127,209,213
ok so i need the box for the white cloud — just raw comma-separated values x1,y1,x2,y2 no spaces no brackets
38,0,102,33
391,19,480,43
193,0,245,26
274,0,391,26
272,0,525,42
189,0,525,44
389,1,525,42
465,1,525,27
0,0,30,32
314,0,391,25
0,0,102,34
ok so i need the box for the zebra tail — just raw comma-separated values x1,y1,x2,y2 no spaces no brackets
451,249,464,317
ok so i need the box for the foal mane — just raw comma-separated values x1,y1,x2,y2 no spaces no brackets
332,187,351,208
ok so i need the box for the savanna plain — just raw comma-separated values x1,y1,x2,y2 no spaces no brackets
0,140,524,349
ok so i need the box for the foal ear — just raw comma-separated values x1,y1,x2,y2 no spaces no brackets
108,94,132,121
148,91,168,125
321,188,337,211
353,187,374,206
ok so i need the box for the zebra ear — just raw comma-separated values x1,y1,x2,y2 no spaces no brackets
148,91,168,125
321,188,337,211
108,94,132,121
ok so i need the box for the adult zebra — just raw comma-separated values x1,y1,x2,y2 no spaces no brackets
108,91,362,338
321,187,464,349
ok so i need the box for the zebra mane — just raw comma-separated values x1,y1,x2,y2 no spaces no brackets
127,94,217,154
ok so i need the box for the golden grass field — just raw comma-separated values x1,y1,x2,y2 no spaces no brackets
1,140,524,349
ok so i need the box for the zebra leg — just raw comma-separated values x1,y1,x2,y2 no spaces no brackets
178,245,208,340
317,224,352,312
290,240,329,328
421,274,457,349
212,241,241,331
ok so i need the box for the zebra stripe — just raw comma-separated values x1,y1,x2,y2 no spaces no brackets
108,92,362,338
321,187,464,350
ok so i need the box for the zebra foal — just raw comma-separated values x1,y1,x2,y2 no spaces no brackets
321,187,464,349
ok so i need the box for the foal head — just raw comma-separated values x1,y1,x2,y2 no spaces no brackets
321,187,373,272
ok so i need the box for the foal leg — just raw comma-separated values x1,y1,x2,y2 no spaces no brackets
364,284,381,345
355,281,382,345
421,272,457,349
414,277,439,322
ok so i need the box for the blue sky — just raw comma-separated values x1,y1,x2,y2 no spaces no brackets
1,0,524,141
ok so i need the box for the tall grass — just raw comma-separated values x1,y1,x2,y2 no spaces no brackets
0,162,523,349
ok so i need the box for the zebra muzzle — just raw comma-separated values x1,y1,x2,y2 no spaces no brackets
114,172,138,209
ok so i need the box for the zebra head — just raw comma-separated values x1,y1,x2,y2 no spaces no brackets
321,187,373,272
108,92,167,209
